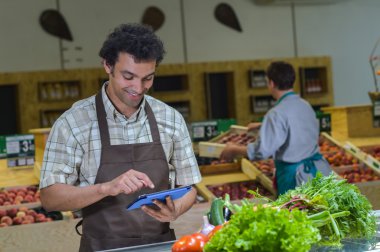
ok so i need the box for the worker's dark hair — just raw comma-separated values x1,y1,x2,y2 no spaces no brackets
99,23,166,67
266,61,296,90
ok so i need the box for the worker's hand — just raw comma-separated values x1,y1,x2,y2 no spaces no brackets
100,169,154,196
220,142,247,161
247,122,262,132
141,196,178,222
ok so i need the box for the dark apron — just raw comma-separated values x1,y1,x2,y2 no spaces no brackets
76,92,175,252
274,152,322,195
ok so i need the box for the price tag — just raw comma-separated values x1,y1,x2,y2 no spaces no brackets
373,101,380,128
318,113,331,132
4,134,35,169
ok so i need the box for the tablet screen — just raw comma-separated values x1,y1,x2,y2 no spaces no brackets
126,186,192,211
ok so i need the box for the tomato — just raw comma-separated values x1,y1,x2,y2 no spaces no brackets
172,233,208,252
207,225,223,240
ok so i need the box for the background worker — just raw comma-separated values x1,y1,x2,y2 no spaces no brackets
220,61,331,195
39,23,201,251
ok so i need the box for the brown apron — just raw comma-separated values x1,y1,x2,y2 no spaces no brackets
76,92,175,252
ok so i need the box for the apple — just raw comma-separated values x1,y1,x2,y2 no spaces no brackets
26,209,37,218
24,215,35,223
35,213,46,223
1,216,13,226
0,222,8,227
0,209,6,218
12,216,23,225
16,211,26,218
6,208,18,218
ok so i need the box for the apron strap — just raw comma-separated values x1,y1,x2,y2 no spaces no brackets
95,91,111,147
75,219,83,236
275,152,322,195
144,101,161,143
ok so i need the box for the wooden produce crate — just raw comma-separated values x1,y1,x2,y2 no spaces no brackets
199,162,241,176
0,185,40,208
332,164,380,210
196,164,274,202
198,125,257,158
342,142,380,174
241,158,276,196
319,132,342,153
196,155,241,175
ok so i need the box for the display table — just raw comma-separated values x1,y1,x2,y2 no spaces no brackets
99,212,380,252
0,201,208,252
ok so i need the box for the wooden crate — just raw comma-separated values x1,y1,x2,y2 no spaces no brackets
342,142,380,175
199,162,241,176
322,105,380,139
198,125,257,158
241,158,276,196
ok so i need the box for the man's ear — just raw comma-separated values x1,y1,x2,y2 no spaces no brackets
103,60,112,74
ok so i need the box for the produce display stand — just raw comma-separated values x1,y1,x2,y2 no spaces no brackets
198,125,257,158
241,158,276,196
98,211,380,252
196,160,275,201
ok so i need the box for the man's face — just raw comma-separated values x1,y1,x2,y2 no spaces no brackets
104,52,156,116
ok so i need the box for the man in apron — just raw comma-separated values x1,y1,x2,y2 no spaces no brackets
220,61,331,196
39,23,202,251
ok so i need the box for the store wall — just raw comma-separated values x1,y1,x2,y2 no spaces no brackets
0,0,379,106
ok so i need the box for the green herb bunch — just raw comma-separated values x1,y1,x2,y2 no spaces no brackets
204,204,320,252
273,173,376,246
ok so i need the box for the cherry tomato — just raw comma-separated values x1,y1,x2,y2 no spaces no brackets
207,225,224,240
172,233,208,252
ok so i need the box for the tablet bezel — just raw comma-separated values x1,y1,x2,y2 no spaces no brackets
126,185,192,211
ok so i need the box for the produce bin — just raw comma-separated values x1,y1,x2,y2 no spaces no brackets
198,125,257,158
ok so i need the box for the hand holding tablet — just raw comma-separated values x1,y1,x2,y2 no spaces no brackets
126,186,192,211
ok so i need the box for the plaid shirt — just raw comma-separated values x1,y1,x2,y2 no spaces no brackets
40,84,201,189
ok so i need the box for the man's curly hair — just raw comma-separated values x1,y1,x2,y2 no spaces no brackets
99,23,166,67
266,61,295,90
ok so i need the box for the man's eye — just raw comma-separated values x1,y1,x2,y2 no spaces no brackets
144,76,154,81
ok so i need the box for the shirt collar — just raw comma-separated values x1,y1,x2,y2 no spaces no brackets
101,82,146,123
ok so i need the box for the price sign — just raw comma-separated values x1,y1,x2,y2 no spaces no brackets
318,113,331,133
4,134,35,169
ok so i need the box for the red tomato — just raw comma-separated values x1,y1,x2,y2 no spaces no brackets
172,233,208,252
207,225,224,240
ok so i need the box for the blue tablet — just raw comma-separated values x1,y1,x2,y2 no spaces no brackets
126,186,192,211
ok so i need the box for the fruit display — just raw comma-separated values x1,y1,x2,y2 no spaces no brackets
334,165,380,183
196,155,228,166
207,181,272,200
0,206,63,227
360,145,380,161
0,185,40,206
216,132,256,145
318,137,340,153
251,159,275,178
322,150,359,167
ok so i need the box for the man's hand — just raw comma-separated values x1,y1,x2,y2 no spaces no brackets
141,196,178,222
247,122,262,132
220,142,247,161
100,169,154,197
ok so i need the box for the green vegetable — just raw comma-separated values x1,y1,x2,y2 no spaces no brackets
209,197,225,226
272,173,377,247
204,204,320,252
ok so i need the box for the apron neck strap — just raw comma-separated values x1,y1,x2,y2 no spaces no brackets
95,91,161,147
275,91,296,106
